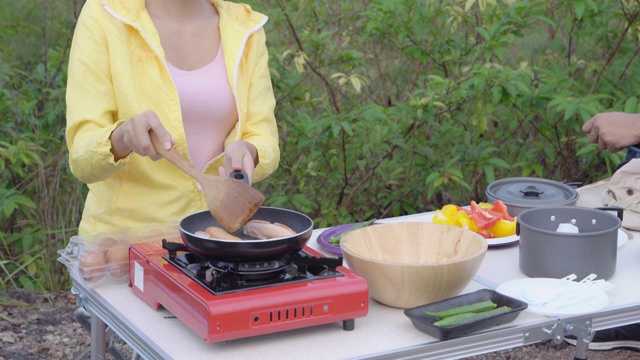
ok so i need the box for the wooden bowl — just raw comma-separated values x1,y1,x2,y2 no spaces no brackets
340,222,488,309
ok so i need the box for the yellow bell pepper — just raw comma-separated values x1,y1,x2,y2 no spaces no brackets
451,211,478,232
488,219,517,238
441,204,459,218
432,210,453,225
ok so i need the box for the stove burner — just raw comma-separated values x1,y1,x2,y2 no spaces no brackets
229,260,283,272
161,239,344,294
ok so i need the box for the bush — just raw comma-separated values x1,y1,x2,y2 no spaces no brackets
0,0,83,292
250,0,639,226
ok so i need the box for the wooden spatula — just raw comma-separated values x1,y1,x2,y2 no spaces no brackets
149,132,265,233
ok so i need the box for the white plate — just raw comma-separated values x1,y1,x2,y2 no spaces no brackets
496,278,610,316
618,229,630,247
487,234,519,248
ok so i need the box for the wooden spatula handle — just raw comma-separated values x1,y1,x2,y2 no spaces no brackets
149,131,204,183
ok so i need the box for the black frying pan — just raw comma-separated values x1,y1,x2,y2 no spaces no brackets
179,207,314,262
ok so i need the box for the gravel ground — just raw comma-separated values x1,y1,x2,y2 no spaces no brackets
1,289,639,360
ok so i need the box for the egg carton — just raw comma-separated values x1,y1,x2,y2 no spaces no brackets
58,223,180,289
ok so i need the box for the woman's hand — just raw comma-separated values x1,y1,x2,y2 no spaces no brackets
110,110,175,161
218,140,258,184
583,112,640,153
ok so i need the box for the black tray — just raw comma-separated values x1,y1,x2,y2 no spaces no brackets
404,289,528,340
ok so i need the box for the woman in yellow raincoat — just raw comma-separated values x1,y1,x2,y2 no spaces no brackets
66,0,280,236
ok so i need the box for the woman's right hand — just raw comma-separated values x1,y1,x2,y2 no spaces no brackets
110,110,176,161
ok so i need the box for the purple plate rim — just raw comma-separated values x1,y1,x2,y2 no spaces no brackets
316,223,365,255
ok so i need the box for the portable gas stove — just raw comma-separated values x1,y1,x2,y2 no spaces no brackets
129,239,369,342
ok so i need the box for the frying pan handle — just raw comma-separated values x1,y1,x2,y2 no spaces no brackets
229,170,250,185
594,206,624,222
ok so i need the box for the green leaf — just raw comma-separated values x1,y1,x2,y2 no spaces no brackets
624,97,638,113
451,176,472,191
564,104,578,121
487,158,511,169
484,165,496,184
574,1,586,20
476,27,491,41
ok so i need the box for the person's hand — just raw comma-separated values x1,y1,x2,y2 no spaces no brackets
583,112,640,153
110,110,176,161
218,140,258,184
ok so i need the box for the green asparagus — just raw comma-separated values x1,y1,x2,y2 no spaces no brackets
424,300,497,319
433,306,512,327
328,219,377,246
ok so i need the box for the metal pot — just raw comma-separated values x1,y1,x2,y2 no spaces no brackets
516,206,623,280
179,207,314,262
486,177,579,217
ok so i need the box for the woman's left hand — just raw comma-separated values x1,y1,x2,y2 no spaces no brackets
218,140,258,184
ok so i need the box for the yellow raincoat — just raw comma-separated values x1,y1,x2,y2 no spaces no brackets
66,0,279,236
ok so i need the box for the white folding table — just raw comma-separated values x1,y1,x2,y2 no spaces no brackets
71,182,640,360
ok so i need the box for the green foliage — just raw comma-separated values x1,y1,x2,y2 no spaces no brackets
0,0,83,293
250,0,640,227
3,0,640,292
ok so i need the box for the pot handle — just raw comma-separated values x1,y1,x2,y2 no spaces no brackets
519,185,544,197
229,170,250,185
562,181,583,188
594,206,624,222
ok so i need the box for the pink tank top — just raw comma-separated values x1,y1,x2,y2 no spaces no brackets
167,44,238,171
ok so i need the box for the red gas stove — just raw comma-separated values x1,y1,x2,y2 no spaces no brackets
129,239,369,342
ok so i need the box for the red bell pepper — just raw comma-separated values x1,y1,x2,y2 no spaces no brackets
470,201,504,229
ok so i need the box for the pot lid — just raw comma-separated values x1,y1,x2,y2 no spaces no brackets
486,177,579,207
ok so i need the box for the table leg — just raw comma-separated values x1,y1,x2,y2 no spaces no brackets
90,312,107,360
75,306,130,360
573,336,590,360
564,321,595,360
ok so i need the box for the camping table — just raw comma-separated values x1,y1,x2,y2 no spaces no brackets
71,181,640,360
